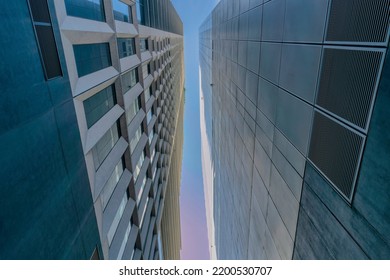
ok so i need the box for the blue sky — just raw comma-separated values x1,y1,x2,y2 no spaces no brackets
171,0,219,260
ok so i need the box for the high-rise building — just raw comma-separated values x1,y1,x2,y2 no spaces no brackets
200,0,390,259
0,0,184,260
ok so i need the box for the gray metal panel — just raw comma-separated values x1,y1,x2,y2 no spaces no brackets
308,111,365,201
238,40,247,67
240,0,250,13
250,0,263,8
246,41,261,75
276,88,313,155
247,6,262,41
269,165,299,238
316,47,385,130
257,77,279,123
262,0,285,42
239,12,249,40
259,42,281,85
283,0,329,43
326,0,390,45
245,69,259,105
279,44,322,103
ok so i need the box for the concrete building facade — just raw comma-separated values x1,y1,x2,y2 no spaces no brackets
200,0,390,259
0,0,184,260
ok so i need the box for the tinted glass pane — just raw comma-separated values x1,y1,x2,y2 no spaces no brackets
140,38,148,52
117,38,136,58
92,123,119,170
84,85,116,128
130,126,142,154
122,68,138,93
65,0,105,22
35,25,62,79
136,1,144,24
100,159,124,210
74,43,111,77
113,0,132,23
28,0,51,23
126,96,141,124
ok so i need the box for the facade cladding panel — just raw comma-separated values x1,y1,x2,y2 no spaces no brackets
200,0,390,259
0,0,183,260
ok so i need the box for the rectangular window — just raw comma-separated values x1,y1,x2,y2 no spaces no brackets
130,125,143,154
113,0,132,23
146,108,153,124
27,0,62,80
137,176,147,204
133,150,145,182
74,43,111,77
117,38,136,58
142,63,150,78
144,87,151,101
148,128,154,145
84,85,116,128
136,1,144,24
139,196,149,227
150,147,156,163
126,95,142,124
117,222,132,259
121,68,138,93
140,38,148,52
100,158,125,210
107,191,128,246
65,0,105,22
92,122,120,170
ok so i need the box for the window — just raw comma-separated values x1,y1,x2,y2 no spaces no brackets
152,165,157,180
113,0,132,23
117,222,132,259
130,125,143,154
140,38,148,52
136,1,144,24
74,43,111,77
146,108,153,124
142,63,150,78
27,0,62,80
117,38,136,58
137,176,147,203
150,147,156,163
107,191,128,246
150,39,154,51
126,95,142,124
144,87,151,101
133,150,145,182
148,128,154,145
100,158,125,210
65,0,105,22
121,68,139,93
84,85,116,128
139,196,149,227
92,122,120,170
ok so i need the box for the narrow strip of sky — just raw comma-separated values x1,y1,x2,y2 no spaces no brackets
171,0,219,260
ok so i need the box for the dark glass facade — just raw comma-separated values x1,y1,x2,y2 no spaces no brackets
0,0,101,259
